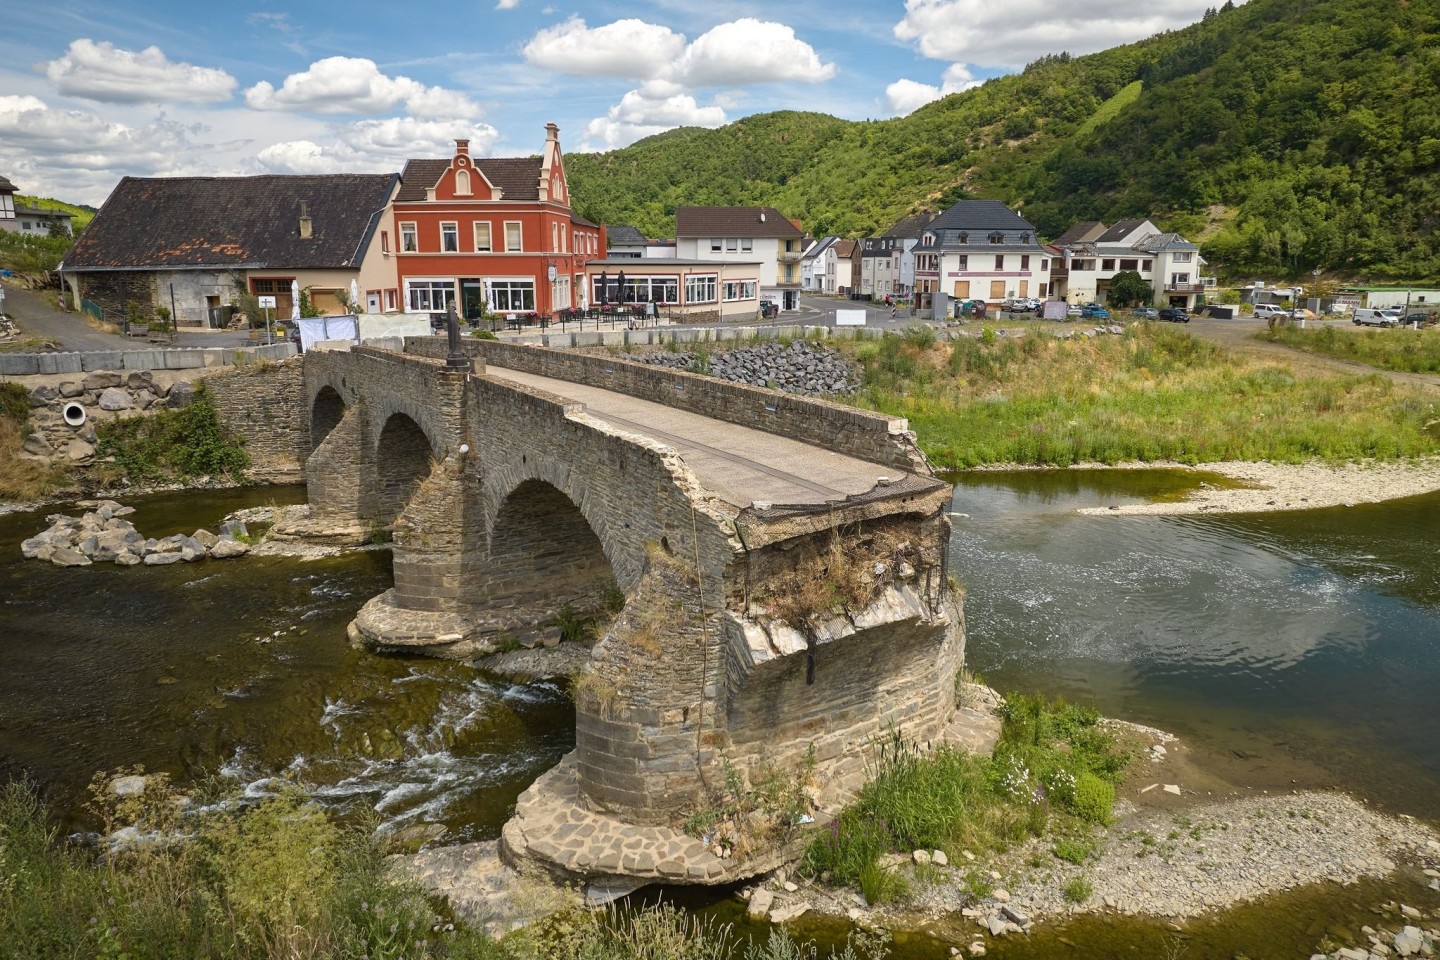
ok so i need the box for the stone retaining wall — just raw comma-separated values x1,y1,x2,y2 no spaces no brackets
406,337,923,473
0,342,295,376
205,360,308,483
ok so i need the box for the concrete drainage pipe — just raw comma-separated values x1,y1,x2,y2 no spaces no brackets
62,402,87,428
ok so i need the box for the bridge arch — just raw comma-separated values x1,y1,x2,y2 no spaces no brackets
373,412,436,526
310,386,346,453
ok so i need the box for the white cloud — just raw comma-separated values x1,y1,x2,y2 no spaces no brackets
496,0,520,7
43,39,236,104
522,18,685,79
244,57,481,119
581,88,726,151
894,0,1227,68
885,63,984,114
674,18,836,87
258,118,500,173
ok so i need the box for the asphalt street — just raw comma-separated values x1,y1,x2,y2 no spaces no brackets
0,283,254,350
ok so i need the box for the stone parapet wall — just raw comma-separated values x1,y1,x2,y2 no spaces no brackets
0,343,295,377
406,337,923,473
205,360,308,483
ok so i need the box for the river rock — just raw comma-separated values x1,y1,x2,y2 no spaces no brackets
98,387,133,411
221,519,249,540
192,529,220,549
111,775,148,797
209,538,249,559
115,552,142,566
747,888,774,920
22,432,54,457
933,850,949,866
50,546,92,567
769,903,809,923
57,380,84,398
166,381,196,408
126,371,153,390
1394,927,1424,957
66,439,95,461
28,385,57,407
82,371,122,391
144,552,185,566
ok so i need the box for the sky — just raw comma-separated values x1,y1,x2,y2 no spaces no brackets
0,0,1231,207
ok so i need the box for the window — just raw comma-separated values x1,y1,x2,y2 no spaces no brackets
1174,252,1193,263
399,222,417,252
440,222,459,253
504,221,522,252
990,280,1006,298
685,274,718,303
710,238,722,252
1073,258,1095,271
953,280,970,298
1039,283,1048,297
1102,258,1115,271
723,280,757,301
406,280,455,312
385,289,396,311
989,234,1005,244
380,231,390,253
1041,259,1049,271
741,238,752,252
455,169,471,195
1021,255,1030,270
474,222,492,252
1120,258,1138,271
1171,273,1191,286
725,238,737,252
489,279,535,312
956,255,968,271
994,255,1005,270
957,233,968,244
1142,259,1153,270
0,194,11,217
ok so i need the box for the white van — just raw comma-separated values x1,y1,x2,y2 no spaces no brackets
1353,307,1402,327
1253,303,1289,320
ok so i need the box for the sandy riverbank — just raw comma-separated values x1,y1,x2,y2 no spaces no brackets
1072,458,1440,516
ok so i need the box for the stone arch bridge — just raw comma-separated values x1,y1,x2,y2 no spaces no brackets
285,337,964,886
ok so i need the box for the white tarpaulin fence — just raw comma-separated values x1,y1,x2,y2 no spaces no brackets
298,315,358,352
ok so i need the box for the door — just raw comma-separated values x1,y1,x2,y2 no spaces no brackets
366,292,380,314
461,279,485,321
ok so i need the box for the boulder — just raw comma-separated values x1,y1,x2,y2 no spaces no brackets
82,371,123,391
50,547,92,567
66,439,96,461
115,552,142,567
143,552,185,566
57,381,84,398
111,775,148,796
209,538,250,559
769,903,809,923
28,385,58,407
746,888,774,920
1393,927,1424,957
221,519,249,540
125,371,153,390
166,381,196,408
192,529,220,549
97,387,133,411
22,432,54,457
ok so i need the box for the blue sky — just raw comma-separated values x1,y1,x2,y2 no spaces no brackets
0,0,1227,205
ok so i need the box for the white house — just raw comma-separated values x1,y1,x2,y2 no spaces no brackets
823,239,858,296
0,176,75,237
1050,219,1212,309
911,200,1051,317
674,206,806,310
801,235,837,292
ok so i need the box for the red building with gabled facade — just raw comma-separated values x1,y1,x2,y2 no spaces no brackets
384,123,605,320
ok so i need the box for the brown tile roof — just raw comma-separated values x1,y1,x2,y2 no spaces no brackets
1053,220,1107,246
395,155,545,202
675,206,805,239
832,239,858,257
64,174,397,270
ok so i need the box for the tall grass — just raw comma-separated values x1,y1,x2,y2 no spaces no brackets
840,326,1440,468
1257,324,1440,374
801,695,1130,896
0,383,68,501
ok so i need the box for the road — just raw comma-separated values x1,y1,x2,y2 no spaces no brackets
0,282,254,351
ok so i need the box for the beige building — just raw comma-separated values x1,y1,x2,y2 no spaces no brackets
674,206,806,311
583,258,762,321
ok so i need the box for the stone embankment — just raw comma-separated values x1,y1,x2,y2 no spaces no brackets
638,340,860,396
19,371,195,465
21,498,250,566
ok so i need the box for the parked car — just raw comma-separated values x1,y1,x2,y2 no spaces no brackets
1353,307,1403,327
1253,303,1289,320
1066,303,1083,319
1400,312,1437,327
1133,307,1159,319
1080,303,1110,320
1159,308,1190,323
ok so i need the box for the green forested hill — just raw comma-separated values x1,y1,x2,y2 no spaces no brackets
565,0,1440,280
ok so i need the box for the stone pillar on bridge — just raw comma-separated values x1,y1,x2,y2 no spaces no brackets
301,404,369,541
389,454,482,616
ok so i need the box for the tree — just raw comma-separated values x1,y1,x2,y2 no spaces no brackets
1107,270,1154,307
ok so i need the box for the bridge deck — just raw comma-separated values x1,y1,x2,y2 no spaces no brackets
486,366,901,509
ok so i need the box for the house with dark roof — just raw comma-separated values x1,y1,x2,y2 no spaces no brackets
0,175,76,238
859,212,935,301
1048,218,1210,309
910,200,1051,315
674,206,806,310
61,173,398,326
389,124,604,320
823,239,859,297
801,236,838,292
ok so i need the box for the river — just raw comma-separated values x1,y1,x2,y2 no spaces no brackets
1,474,1438,955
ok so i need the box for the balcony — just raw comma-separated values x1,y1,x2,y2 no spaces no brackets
1165,282,1206,293
777,248,804,263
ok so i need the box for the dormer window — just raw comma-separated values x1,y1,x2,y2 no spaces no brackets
922,232,934,245
1020,232,1031,243
957,233,968,245
989,233,1005,244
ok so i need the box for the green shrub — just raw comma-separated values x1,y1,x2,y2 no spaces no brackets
0,381,29,424
857,861,908,905
1069,772,1116,825
1063,875,1094,903
1052,837,1094,865
471,329,499,340
95,388,249,482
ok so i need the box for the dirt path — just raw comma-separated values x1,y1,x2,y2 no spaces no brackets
1187,315,1440,391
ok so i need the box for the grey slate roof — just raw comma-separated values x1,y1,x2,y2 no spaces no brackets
1096,219,1150,243
0,176,16,194
675,206,804,239
395,156,545,202
64,174,398,270
607,225,648,245
1134,232,1199,253
15,205,73,219
883,212,934,239
925,199,1036,233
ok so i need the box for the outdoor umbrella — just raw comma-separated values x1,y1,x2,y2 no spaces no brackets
616,270,627,305
350,278,360,314
290,279,301,321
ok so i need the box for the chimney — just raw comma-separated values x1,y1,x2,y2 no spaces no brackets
545,122,559,143
455,139,470,156
299,201,313,239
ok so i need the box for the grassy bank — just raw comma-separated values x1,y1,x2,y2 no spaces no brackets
0,381,67,501
842,325,1440,468
0,775,887,960
802,694,1129,906
1256,324,1440,374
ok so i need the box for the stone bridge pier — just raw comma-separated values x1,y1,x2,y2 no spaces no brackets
291,340,967,890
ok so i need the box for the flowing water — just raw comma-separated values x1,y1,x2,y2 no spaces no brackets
0,486,574,841
2,473,1438,957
